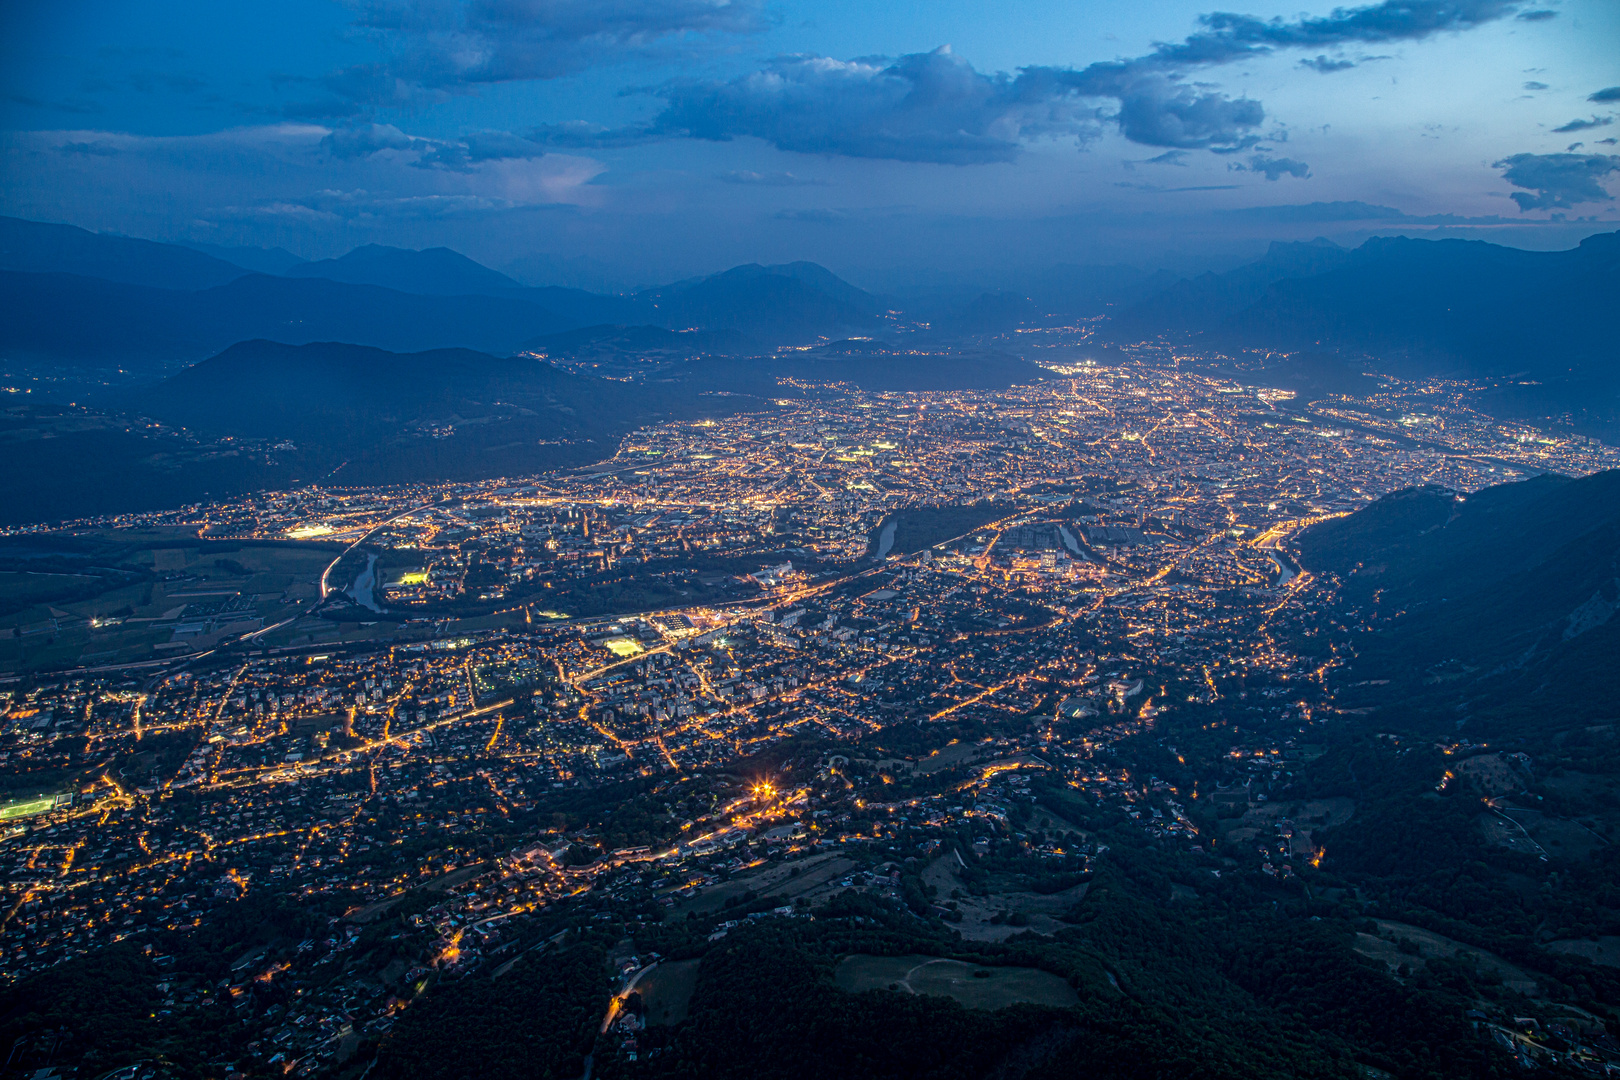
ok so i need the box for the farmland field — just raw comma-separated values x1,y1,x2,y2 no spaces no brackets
834,954,1078,1010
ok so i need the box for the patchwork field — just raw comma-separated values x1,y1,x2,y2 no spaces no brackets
0,534,343,673
919,853,1088,941
1353,920,1539,995
835,954,1078,1010
664,852,856,917
1546,936,1620,967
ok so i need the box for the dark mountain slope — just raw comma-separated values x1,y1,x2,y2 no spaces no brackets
1226,232,1619,381
140,340,592,443
0,215,250,290
1108,231,1620,431
0,271,573,365
0,399,287,526
520,324,752,359
941,291,1044,334
1298,469,1620,730
640,262,880,342
1111,238,1352,338
1021,262,1180,315
1299,471,1620,602
517,324,757,377
0,271,207,362
179,240,307,275
757,260,881,313
2,338,768,524
128,339,758,487
284,243,522,294
505,286,642,328
776,341,1046,392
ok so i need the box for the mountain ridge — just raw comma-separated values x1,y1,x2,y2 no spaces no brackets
0,215,253,291
284,243,524,295
1297,469,1620,730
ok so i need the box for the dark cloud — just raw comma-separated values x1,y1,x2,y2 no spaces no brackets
244,188,514,222
719,170,828,185
1300,55,1356,73
282,97,366,121
1090,71,1265,150
1142,0,1523,67
533,0,1528,165
1114,181,1241,192
1515,8,1557,19
4,92,102,115
125,71,209,96
320,0,769,109
1588,87,1620,104
588,48,1105,164
1493,152,1620,210
1217,200,1527,224
415,130,548,169
1219,200,1400,221
1234,154,1312,180
540,47,1260,163
773,208,847,222
320,123,418,158
1015,0,1531,147
1522,81,1548,90
58,141,121,157
126,71,209,96
1553,116,1613,133
319,124,549,170
1143,150,1190,165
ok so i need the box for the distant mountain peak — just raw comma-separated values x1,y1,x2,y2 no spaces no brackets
284,243,520,295
633,260,880,341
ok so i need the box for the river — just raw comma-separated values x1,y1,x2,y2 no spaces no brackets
349,553,383,613
873,518,898,560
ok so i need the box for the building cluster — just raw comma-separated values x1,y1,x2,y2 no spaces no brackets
1,358,1614,1075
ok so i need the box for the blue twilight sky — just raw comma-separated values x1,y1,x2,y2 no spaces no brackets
2,0,1617,288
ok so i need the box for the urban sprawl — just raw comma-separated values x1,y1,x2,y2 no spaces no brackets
3,353,1615,1074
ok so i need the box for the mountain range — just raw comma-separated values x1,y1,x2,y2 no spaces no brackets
282,243,524,294
0,339,760,524
0,271,579,364
2,213,1616,523
0,217,885,374
5,215,1613,398
1110,232,1620,425
0,215,253,291
1296,468,1620,731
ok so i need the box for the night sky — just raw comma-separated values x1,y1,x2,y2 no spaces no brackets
3,0,1617,286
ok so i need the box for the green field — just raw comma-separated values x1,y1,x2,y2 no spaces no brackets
834,954,1078,1010
0,796,59,821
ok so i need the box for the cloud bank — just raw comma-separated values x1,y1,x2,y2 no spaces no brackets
319,122,549,171
532,0,1534,166
1493,152,1620,211
301,0,769,114
1553,116,1614,134
1236,155,1312,180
